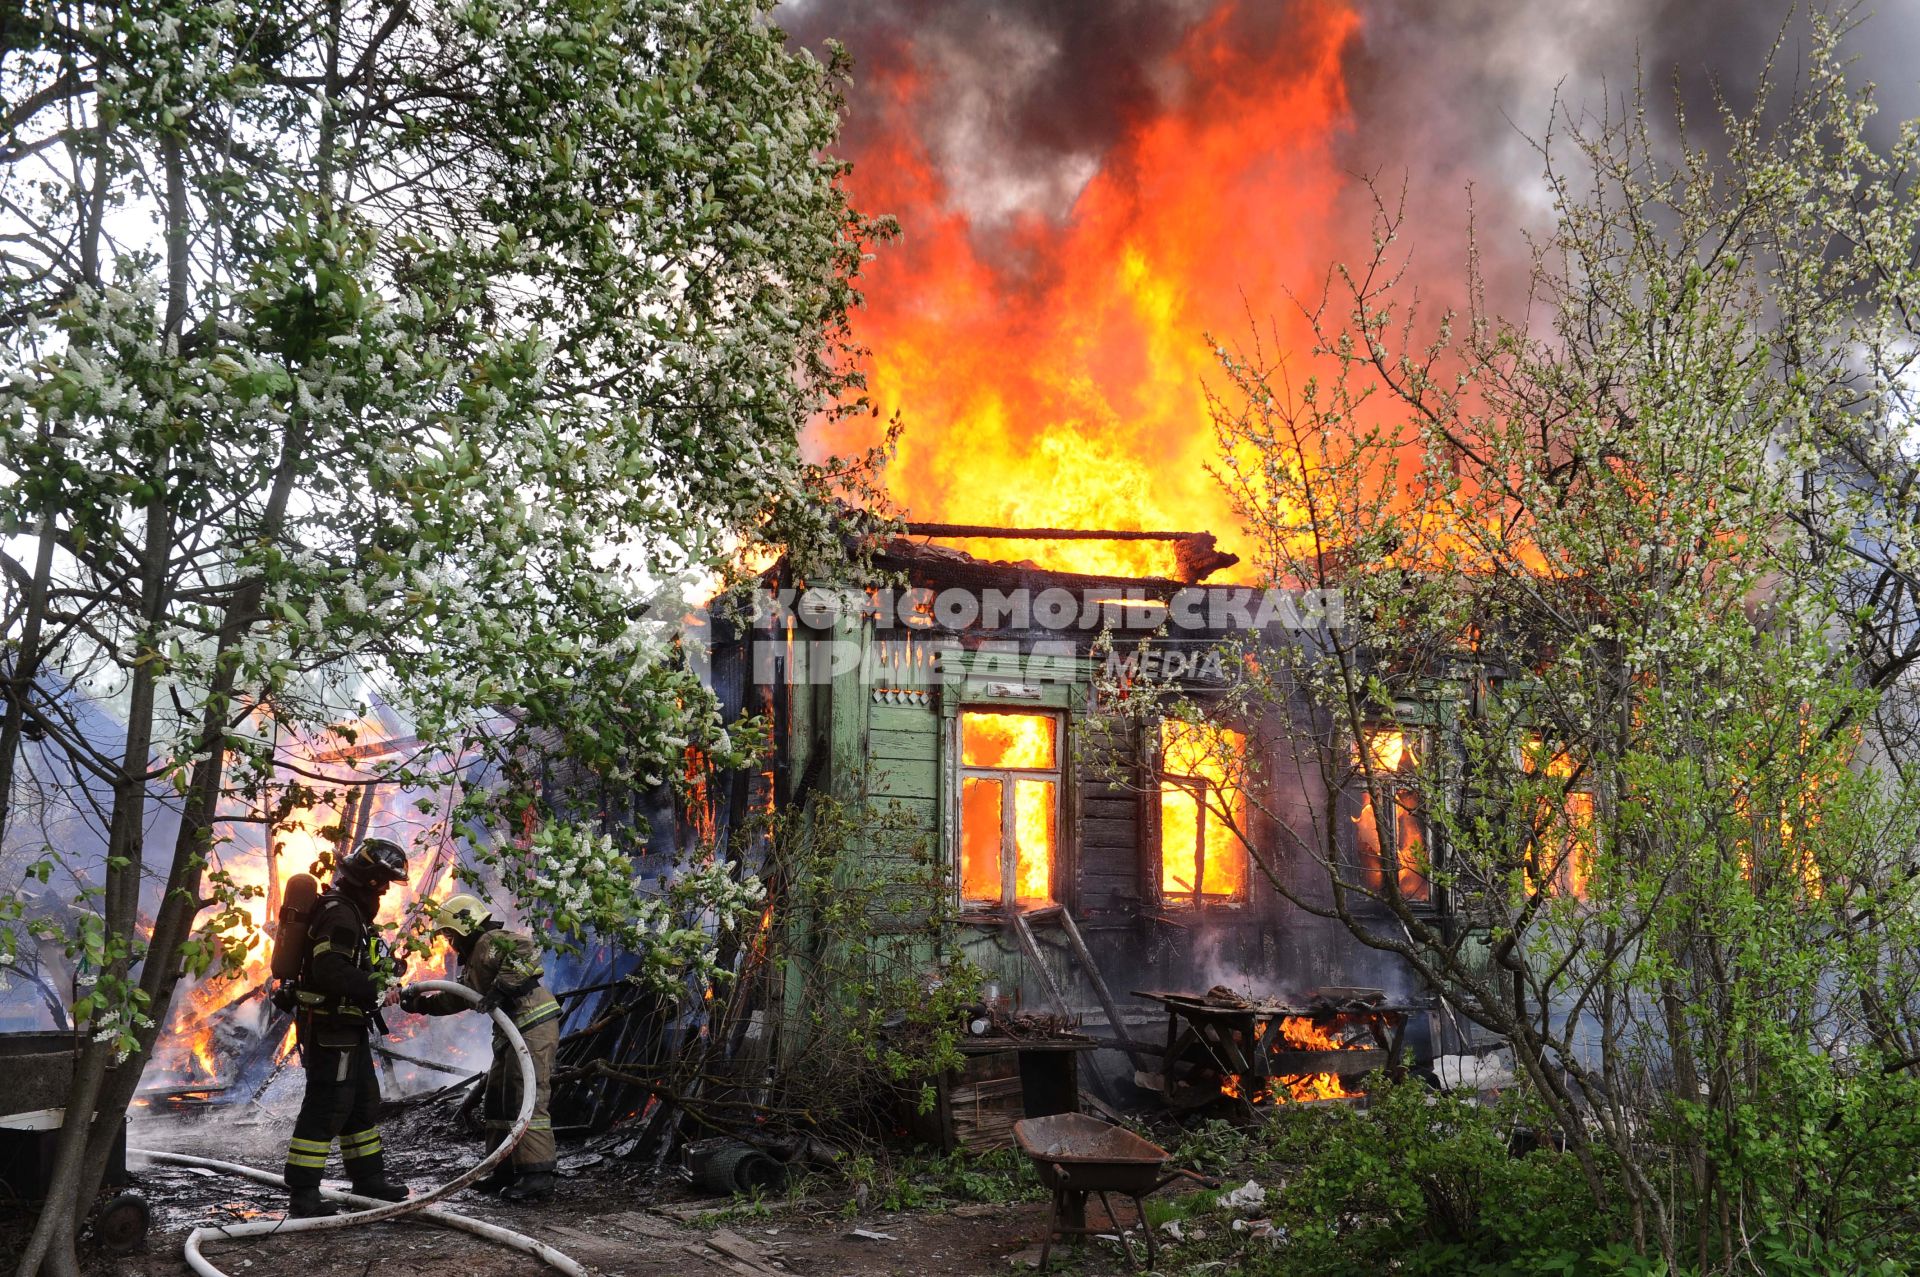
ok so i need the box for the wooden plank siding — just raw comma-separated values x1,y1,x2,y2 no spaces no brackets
869,756,938,799
866,701,941,843
869,727,938,761
870,704,940,737
1076,766,1142,917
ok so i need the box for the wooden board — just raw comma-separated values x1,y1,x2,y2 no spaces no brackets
950,1053,1025,1153
867,795,937,827
1081,816,1136,847
1266,1047,1387,1074
870,727,939,761
869,756,938,799
869,704,939,735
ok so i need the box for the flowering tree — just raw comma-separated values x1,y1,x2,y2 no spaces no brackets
1101,13,1920,1269
0,2,888,1271
500,823,766,990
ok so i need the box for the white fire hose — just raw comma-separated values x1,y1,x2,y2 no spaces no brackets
129,979,582,1277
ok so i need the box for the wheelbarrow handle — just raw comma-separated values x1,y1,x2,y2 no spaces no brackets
1154,1167,1222,1191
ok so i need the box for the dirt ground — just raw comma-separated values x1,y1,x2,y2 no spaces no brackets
5,1101,1161,1277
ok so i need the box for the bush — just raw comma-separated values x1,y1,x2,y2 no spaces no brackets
1162,1073,1920,1276
760,795,983,1142
1241,1078,1610,1276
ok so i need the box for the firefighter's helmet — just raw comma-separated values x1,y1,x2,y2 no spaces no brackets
431,893,492,939
339,837,409,885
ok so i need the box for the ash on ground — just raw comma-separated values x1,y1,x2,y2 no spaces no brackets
8,1093,1070,1276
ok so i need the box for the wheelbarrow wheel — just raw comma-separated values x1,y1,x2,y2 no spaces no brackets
92,1192,150,1255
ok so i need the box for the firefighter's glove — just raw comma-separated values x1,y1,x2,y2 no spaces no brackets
474,989,502,1017
370,938,408,982
397,987,427,1014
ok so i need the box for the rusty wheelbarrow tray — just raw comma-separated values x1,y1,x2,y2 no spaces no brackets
1013,1113,1216,1270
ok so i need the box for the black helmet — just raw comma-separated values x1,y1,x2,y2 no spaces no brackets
339,837,408,885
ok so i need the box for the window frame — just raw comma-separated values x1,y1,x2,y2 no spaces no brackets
1518,733,1596,900
1151,717,1253,908
956,708,1063,913
1343,723,1435,908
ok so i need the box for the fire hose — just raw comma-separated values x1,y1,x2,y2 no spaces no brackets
129,979,582,1277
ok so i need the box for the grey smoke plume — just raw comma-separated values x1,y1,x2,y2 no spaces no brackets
1340,2,1920,208
781,0,1218,226
781,0,1920,249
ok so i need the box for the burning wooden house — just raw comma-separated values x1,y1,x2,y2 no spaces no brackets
1,520,1458,1175
726,525,1456,1120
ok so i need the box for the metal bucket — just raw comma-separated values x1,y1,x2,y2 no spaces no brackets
0,1030,80,1122
0,1029,146,1255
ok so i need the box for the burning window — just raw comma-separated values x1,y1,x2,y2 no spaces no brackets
1522,735,1593,898
959,711,1059,909
1351,727,1430,904
1157,720,1250,902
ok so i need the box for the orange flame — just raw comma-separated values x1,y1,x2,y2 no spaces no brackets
820,2,1363,578
962,711,1057,770
1158,720,1249,898
1522,735,1593,899
959,712,1058,905
151,716,463,1088
959,776,1005,903
1012,778,1056,903
1273,1015,1355,1102
1358,728,1417,774
1352,727,1428,902
1222,1014,1363,1103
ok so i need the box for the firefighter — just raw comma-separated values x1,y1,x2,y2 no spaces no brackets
282,837,412,1218
400,894,562,1202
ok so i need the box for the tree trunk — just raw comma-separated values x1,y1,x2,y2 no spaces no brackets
13,131,190,1277
73,383,313,1228
0,506,58,848
13,488,171,1277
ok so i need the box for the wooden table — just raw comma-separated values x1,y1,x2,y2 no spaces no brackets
1132,990,1413,1110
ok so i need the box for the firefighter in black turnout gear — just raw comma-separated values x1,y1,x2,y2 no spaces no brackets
282,838,412,1218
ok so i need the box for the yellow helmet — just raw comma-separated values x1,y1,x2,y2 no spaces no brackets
431,893,492,938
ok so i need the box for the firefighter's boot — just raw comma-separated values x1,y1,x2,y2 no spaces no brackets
475,1162,518,1194
500,1168,555,1203
287,1188,337,1219
474,1127,517,1194
341,1128,409,1201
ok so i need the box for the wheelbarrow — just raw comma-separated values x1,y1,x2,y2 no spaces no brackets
1012,1113,1218,1270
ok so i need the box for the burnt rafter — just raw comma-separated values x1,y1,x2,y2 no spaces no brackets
901,523,1240,585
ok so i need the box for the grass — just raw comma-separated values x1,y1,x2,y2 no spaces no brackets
845,1146,1049,1214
